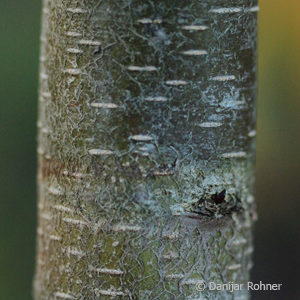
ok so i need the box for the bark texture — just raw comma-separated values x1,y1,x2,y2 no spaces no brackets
35,0,258,299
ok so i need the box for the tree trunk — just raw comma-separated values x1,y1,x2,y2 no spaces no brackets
34,0,258,299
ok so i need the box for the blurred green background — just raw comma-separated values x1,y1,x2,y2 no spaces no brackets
0,0,299,299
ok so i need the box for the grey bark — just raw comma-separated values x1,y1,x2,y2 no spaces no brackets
34,0,258,299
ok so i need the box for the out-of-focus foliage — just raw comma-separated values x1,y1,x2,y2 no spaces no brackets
254,1,300,299
0,1,41,299
0,0,298,299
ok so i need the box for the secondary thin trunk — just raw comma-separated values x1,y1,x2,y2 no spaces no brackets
34,0,258,299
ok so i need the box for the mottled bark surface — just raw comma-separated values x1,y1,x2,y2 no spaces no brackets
35,0,258,299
